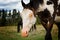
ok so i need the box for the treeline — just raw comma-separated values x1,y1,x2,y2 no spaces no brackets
0,9,21,26
0,9,41,26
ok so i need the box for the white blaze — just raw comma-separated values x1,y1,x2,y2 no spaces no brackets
21,9,36,32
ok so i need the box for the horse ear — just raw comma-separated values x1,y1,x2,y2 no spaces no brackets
21,0,33,8
21,0,26,8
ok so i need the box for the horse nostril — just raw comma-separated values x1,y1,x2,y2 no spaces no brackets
26,31,27,34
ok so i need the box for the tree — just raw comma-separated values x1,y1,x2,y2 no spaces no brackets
1,9,7,26
16,11,21,21
9,10,11,16
0,10,1,16
12,9,17,18
12,9,17,24
17,11,20,18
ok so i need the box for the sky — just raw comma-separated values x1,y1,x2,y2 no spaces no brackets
0,0,30,12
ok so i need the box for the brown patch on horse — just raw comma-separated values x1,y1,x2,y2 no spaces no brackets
29,8,35,19
29,13,33,19
29,13,33,17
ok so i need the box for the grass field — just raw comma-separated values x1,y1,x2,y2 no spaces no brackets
0,24,58,40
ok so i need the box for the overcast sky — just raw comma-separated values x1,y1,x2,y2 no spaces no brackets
0,0,30,12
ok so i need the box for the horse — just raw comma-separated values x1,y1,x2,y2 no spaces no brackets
21,0,60,40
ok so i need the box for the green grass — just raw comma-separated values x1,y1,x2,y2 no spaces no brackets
0,24,58,40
